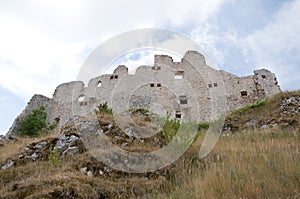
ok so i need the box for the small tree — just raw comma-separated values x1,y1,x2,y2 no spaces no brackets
19,106,48,137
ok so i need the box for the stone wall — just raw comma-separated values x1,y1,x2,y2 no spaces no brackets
7,95,58,135
7,51,281,135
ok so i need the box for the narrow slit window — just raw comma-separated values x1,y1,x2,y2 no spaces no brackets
152,66,161,70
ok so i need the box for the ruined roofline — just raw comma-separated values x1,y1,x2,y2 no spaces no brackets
7,50,281,137
219,70,255,79
53,51,206,90
53,50,275,94
154,50,206,65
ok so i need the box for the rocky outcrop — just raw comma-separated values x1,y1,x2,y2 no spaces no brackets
6,94,58,136
280,95,300,116
222,93,300,134
1,122,86,170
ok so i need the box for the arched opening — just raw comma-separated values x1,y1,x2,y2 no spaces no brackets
97,81,102,87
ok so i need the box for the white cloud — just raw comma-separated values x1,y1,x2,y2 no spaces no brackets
0,1,228,134
244,0,300,90
0,0,227,99
0,16,88,98
191,21,248,73
3,0,299,134
190,0,300,91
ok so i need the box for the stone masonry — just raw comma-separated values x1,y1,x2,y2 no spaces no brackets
7,51,281,135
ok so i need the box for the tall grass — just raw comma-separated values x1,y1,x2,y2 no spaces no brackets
154,128,300,199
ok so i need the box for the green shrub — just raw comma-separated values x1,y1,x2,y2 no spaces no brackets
95,102,112,115
128,108,150,115
49,123,56,130
198,122,210,131
19,106,49,137
161,112,181,142
232,99,267,115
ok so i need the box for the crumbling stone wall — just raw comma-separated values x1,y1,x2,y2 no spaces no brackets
7,51,281,135
7,95,58,135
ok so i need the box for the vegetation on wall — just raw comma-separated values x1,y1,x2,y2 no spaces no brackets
95,102,112,115
160,112,181,142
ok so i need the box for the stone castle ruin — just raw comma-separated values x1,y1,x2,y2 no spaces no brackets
7,51,281,135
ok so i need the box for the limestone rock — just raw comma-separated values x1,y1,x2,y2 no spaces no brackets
1,160,15,170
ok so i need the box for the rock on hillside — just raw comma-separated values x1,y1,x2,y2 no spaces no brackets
223,91,300,134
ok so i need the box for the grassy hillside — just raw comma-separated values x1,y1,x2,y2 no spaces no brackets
0,91,299,198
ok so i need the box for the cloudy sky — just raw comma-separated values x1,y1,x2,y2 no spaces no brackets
0,0,299,134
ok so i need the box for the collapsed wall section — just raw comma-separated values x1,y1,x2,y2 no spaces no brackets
7,95,57,136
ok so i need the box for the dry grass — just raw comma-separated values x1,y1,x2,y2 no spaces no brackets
1,91,299,198
0,155,171,198
154,128,300,199
226,90,300,132
0,132,59,161
1,129,299,198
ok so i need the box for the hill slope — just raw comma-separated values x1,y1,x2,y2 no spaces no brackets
0,91,299,198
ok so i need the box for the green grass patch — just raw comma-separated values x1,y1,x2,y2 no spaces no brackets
232,99,267,116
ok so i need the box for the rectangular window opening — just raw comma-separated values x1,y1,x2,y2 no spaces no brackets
89,97,96,103
241,90,248,97
208,84,212,88
179,96,188,104
152,66,161,70
150,83,155,87
157,83,161,87
261,75,266,79
214,83,218,87
175,111,182,119
175,71,184,79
